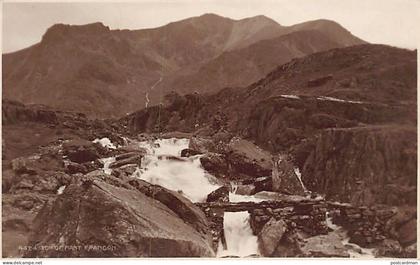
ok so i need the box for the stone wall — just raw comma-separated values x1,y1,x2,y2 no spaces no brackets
249,202,328,236
327,202,416,250
196,198,329,252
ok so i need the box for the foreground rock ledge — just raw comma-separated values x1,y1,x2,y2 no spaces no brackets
24,180,215,257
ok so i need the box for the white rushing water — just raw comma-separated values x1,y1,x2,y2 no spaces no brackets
133,138,261,257
217,211,259,257
93,137,117,149
57,185,66,195
101,157,116,175
135,138,220,202
97,137,373,258
229,184,265,202
326,212,375,258
294,167,307,192
145,76,163,108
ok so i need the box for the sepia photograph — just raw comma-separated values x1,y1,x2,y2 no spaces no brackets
1,0,418,262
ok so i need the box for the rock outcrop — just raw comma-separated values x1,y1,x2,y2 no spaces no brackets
257,218,287,256
195,137,272,181
62,139,108,164
25,180,214,257
294,126,417,205
271,154,305,196
206,186,229,203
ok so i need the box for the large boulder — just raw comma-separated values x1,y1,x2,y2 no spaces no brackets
257,218,287,256
11,153,64,175
62,139,107,163
206,186,229,203
189,137,217,153
181,149,202,157
252,177,273,193
9,171,72,194
109,155,142,169
298,233,349,257
200,153,229,179
24,180,214,257
385,206,417,246
397,218,417,246
272,155,305,196
129,179,212,239
225,138,272,178
374,239,403,257
402,243,417,258
199,139,273,181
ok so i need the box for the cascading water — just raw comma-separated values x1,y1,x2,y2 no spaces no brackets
229,183,265,203
217,212,259,257
133,138,261,257
326,212,375,258
294,167,307,192
101,157,116,175
134,138,220,202
100,138,372,258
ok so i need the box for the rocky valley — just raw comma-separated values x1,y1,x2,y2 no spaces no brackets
1,13,417,259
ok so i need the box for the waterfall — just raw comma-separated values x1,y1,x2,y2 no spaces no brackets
145,75,163,108
135,138,262,257
135,138,220,202
326,212,375,258
101,157,116,175
217,211,259,257
294,167,307,191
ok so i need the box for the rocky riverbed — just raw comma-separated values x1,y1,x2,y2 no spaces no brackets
2,117,416,258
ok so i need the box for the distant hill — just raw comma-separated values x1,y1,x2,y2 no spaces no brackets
3,13,365,118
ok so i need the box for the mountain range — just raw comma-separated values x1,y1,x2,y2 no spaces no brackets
2,13,365,117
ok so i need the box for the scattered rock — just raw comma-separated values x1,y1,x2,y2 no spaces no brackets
375,239,403,257
158,155,187,162
11,157,38,175
258,218,287,256
299,233,349,257
206,186,229,203
189,137,217,153
200,153,229,178
253,177,272,193
181,149,202,157
397,218,417,246
111,165,138,179
234,184,255,195
63,139,105,163
65,161,88,174
402,242,417,258
109,155,141,169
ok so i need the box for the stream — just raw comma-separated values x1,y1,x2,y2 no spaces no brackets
97,137,374,258
134,138,260,256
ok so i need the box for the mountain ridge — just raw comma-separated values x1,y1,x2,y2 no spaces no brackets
3,13,366,118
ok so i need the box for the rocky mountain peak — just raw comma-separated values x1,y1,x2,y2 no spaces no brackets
41,22,110,43
238,15,281,26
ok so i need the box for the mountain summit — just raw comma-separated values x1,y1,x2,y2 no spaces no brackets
3,14,366,118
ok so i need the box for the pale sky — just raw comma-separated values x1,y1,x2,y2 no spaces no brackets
2,0,420,53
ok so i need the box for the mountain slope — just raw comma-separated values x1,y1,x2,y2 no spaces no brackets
3,14,366,118
158,29,345,95
120,44,416,207
122,44,416,144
